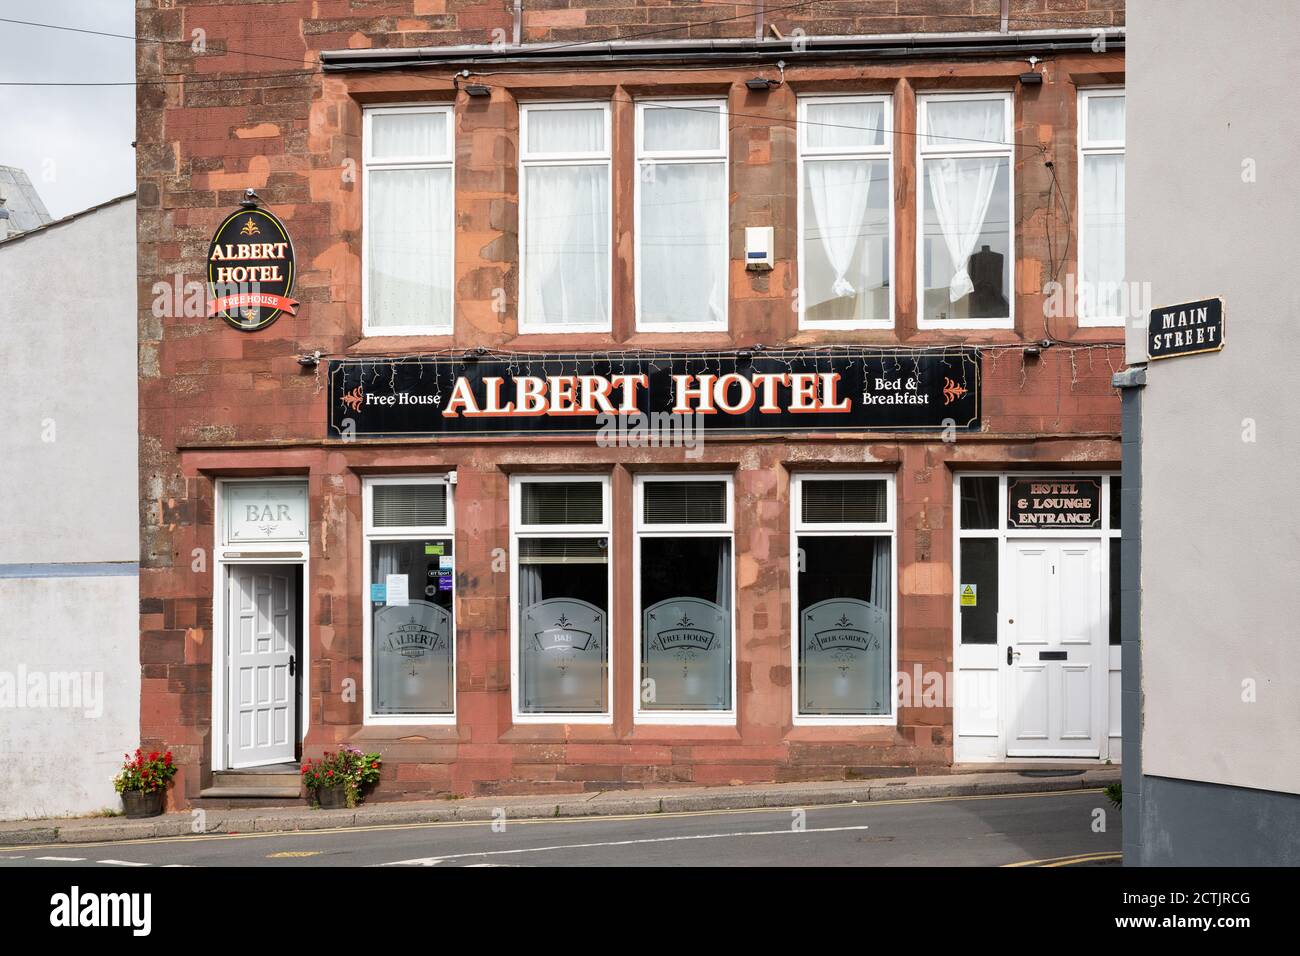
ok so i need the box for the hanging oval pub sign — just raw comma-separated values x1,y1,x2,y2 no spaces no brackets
206,196,298,331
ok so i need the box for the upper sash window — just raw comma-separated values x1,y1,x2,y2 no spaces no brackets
363,106,455,336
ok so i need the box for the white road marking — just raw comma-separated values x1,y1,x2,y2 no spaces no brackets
98,859,150,867
36,856,84,862
382,824,872,866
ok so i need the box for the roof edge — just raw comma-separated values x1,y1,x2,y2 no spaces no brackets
0,192,136,247
320,27,1124,71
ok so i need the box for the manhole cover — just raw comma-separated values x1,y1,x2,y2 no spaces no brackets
1018,769,1086,778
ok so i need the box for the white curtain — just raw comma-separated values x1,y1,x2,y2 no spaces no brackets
924,99,1005,302
806,159,874,298
716,540,731,611
527,107,604,154
869,538,890,614
1082,153,1125,318
805,99,884,150
368,166,453,329
640,162,727,324
371,111,447,160
642,104,720,151
523,165,609,326
519,562,543,610
373,543,401,597
1087,95,1125,142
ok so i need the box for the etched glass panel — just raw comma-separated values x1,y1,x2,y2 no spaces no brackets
640,537,732,711
797,536,892,715
518,538,609,713
371,539,454,714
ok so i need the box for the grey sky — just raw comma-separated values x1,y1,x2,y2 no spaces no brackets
0,0,135,220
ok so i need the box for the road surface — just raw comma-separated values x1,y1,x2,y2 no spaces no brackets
0,789,1119,867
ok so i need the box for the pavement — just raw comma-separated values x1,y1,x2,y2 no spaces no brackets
0,766,1119,849
0,788,1120,867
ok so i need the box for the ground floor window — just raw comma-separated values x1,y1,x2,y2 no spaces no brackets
512,477,611,719
792,475,895,720
364,478,455,720
636,477,734,720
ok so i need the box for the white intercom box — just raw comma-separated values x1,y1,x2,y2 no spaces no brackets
745,226,774,271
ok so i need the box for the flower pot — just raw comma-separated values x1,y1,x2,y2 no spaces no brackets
121,789,164,819
315,784,349,809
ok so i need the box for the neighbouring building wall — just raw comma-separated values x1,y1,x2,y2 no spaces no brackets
0,196,140,820
1126,1,1300,863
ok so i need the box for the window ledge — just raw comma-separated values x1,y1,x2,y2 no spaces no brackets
499,724,621,743
785,724,901,742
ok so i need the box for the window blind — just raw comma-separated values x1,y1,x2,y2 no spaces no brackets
800,479,886,524
372,483,447,528
518,537,608,565
520,482,603,526
643,481,727,525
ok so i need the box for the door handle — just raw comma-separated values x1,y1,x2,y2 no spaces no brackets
289,654,297,677
1006,646,1020,666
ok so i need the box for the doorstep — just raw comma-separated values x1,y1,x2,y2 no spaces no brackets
0,766,1121,848
199,762,303,800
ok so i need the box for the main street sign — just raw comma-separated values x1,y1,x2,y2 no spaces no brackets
1147,297,1225,361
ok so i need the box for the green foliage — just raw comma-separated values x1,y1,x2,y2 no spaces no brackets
301,748,383,809
1104,782,1122,808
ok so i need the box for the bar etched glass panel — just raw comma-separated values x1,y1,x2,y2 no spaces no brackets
518,537,608,713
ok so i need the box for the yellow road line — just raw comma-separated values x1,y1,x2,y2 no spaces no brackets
0,786,1106,852
1043,852,1122,867
1004,849,1122,867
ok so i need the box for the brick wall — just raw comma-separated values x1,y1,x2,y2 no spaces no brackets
137,0,1125,803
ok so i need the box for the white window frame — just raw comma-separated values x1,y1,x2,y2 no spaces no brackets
362,475,457,725
789,473,897,726
362,104,456,337
1076,88,1126,328
509,474,614,724
634,98,730,333
797,94,895,331
518,101,613,334
916,91,1015,331
633,473,737,725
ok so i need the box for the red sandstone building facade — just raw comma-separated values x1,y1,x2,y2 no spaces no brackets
137,0,1128,805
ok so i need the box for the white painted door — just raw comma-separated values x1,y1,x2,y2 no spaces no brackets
1005,539,1102,757
228,565,297,767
